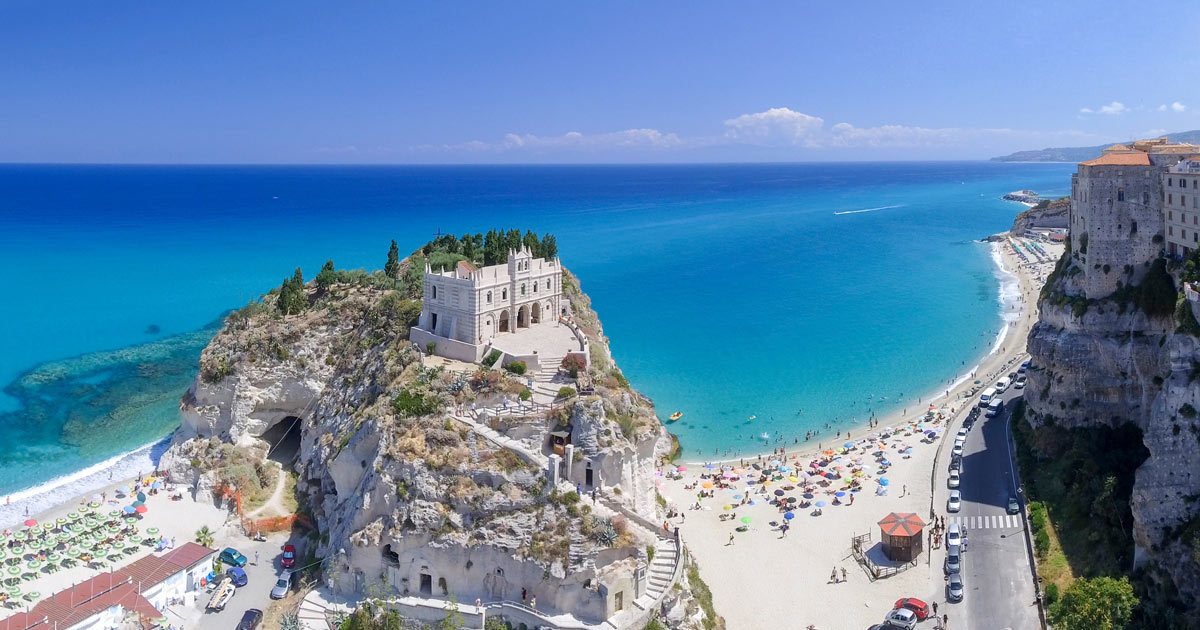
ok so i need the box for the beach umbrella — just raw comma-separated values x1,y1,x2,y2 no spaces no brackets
701,482,713,489
773,489,785,496
24,560,40,571
843,442,854,449
803,493,814,499
108,510,120,519
835,491,847,498
136,492,146,503
22,520,35,528
703,464,715,469
722,505,732,510
879,478,890,486
6,586,20,598
146,528,159,536
54,517,66,527
788,476,799,483
111,540,125,550
26,591,38,602
5,566,18,578
66,548,80,558
122,506,135,514
740,516,752,524
815,501,827,507
786,496,797,503
778,466,791,473
881,459,892,467
87,501,100,509
784,511,795,520
124,517,137,525
676,466,687,472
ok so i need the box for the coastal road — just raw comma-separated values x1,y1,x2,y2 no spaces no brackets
934,385,1040,630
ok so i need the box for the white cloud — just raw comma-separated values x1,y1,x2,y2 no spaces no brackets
1098,101,1128,115
722,107,825,146
1080,108,1094,114
1172,101,1188,112
418,128,682,154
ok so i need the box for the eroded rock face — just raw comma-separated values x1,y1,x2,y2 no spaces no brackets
1027,263,1200,602
160,267,712,626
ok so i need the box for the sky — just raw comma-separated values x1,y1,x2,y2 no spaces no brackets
2,1,1199,164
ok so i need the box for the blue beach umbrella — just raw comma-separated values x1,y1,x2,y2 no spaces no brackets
879,478,890,486
815,501,827,507
843,442,854,449
835,491,846,498
881,459,892,466
784,512,795,520
122,506,136,515
704,464,715,469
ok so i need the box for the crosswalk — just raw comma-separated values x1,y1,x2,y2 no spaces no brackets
947,514,1023,530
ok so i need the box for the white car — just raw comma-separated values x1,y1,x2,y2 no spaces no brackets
956,428,968,440
944,547,961,574
885,607,918,630
948,470,960,488
952,444,963,457
947,523,963,549
1015,376,1027,389
995,378,1010,392
947,490,961,512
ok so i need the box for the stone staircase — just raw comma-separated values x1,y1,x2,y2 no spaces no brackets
297,587,354,630
634,539,680,610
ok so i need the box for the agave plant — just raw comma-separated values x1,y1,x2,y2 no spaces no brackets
279,613,301,630
591,517,618,546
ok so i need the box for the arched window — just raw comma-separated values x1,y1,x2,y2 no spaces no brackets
533,281,538,293
521,284,526,296
1117,188,1125,202
432,286,437,299
502,289,507,300
486,291,492,304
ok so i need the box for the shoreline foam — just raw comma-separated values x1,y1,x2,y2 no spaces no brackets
0,436,170,530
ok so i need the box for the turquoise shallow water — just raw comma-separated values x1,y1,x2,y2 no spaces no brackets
0,162,1074,501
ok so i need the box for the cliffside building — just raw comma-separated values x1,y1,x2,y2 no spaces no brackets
1068,137,1200,297
1164,157,1200,258
411,247,564,362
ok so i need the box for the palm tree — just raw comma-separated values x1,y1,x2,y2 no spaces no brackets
194,526,214,547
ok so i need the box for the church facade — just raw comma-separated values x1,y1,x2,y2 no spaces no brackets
411,247,564,361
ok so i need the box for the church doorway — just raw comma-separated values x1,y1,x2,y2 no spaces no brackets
531,303,541,324
517,305,530,329
499,311,510,333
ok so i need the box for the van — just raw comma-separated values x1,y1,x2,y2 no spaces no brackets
986,398,1003,418
979,387,997,407
995,378,1010,392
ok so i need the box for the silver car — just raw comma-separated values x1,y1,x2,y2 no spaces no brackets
947,490,962,513
270,570,292,600
947,572,965,602
945,547,961,574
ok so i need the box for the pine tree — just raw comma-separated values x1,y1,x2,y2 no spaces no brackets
277,267,308,315
505,229,522,255
384,240,401,279
523,229,540,254
540,234,558,259
315,259,336,289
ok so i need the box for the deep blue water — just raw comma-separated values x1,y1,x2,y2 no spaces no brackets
0,162,1074,496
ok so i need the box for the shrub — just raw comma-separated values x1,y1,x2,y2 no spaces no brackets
557,386,577,399
518,388,532,402
1044,582,1059,606
392,388,441,417
482,350,501,367
610,369,630,389
426,342,437,355
1181,404,1197,419
1035,529,1051,558
561,354,587,378
504,360,527,375
200,357,234,384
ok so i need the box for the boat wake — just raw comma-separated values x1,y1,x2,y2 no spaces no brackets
833,204,904,216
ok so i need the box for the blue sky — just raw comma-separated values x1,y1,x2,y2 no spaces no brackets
2,1,1199,163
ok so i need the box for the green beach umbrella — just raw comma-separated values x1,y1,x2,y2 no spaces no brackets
111,540,125,550
67,512,80,521
87,501,100,509
5,566,18,577
7,586,20,597
55,518,66,527
124,517,137,525
10,545,24,555
46,553,60,563
12,532,25,542
146,527,159,536
25,591,38,601
108,510,120,519
66,548,80,558
25,560,40,571
740,516,752,524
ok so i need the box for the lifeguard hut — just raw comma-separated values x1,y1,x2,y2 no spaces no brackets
878,512,926,562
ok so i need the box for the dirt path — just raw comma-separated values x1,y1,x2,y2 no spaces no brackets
247,463,288,518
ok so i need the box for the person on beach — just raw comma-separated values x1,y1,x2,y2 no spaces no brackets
830,567,838,583
840,567,847,582
728,533,735,546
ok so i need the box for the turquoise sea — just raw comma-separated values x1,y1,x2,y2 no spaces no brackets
0,162,1073,515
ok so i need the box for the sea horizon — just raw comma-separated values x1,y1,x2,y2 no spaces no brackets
0,160,1073,506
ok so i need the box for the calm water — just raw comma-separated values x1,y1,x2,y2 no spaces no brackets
0,162,1073,498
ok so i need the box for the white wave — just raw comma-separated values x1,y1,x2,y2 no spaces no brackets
0,438,170,530
833,204,904,216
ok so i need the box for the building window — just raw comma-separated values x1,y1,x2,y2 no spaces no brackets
1170,211,1174,221
1183,179,1188,188
1170,194,1174,205
1117,188,1125,202
1144,192,1151,204
1170,226,1174,236
486,291,492,304
502,289,507,300
521,284,526,296
1185,195,1188,208
533,281,538,293
1170,178,1174,186
432,286,437,300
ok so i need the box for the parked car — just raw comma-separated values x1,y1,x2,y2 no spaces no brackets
1014,375,1027,389
995,377,1010,392
947,573,965,602
236,608,263,630
884,607,918,629
892,598,930,621
271,570,292,600
1019,359,1031,373
1007,495,1021,515
206,577,236,611
226,567,248,587
944,546,961,574
952,444,964,457
948,470,960,489
1008,371,1017,381
986,398,1003,418
947,490,961,513
281,544,296,569
220,547,248,567
956,428,968,440
947,523,963,549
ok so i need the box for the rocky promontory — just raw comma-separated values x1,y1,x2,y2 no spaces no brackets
160,240,721,630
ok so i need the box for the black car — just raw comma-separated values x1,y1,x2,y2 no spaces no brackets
1007,495,1021,514
236,609,263,630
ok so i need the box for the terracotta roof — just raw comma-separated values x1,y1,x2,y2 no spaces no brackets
1080,152,1150,166
457,260,477,272
0,544,213,630
0,575,158,630
878,512,926,537
1103,143,1131,152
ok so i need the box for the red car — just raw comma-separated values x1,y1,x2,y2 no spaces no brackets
893,597,929,620
281,545,296,569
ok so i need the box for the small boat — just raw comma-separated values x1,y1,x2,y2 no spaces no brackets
668,412,683,422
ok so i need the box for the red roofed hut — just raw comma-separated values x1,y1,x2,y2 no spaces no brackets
878,512,926,562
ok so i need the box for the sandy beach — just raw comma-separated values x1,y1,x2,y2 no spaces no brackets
659,238,1060,630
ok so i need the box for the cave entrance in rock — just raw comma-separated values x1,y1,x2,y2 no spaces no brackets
261,416,302,466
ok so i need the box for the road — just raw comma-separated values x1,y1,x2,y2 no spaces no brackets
168,534,295,629
932,382,1041,630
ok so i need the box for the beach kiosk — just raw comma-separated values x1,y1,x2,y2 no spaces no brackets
878,512,926,562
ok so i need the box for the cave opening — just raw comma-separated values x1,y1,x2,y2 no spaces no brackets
261,416,303,466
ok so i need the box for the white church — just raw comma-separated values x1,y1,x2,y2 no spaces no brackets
409,246,565,362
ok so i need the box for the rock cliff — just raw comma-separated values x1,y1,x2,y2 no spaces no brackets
1025,242,1200,607
1010,197,1070,235
162,253,717,629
